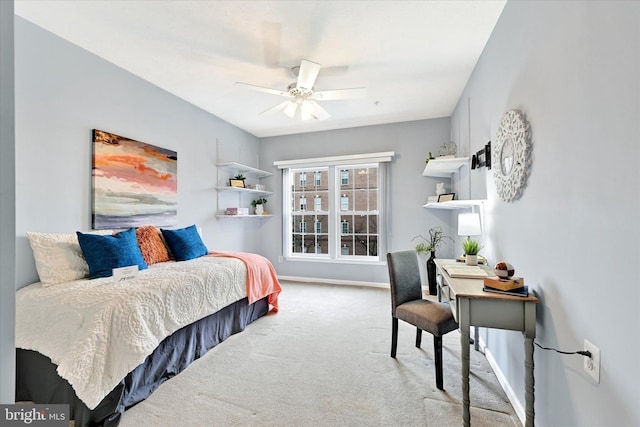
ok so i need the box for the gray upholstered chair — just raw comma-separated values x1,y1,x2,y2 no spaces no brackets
386,250,458,390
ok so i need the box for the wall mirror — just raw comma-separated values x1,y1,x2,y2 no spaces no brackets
492,109,531,202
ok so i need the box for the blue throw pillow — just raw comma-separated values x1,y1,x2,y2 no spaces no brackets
77,228,148,279
161,225,208,261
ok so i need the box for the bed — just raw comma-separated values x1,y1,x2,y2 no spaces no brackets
16,226,281,426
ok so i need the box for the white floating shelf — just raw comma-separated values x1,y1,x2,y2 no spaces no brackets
215,214,273,219
422,200,485,210
422,157,469,178
216,186,273,196
216,162,272,178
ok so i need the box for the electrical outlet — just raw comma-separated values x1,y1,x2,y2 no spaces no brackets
583,339,600,383
278,256,284,263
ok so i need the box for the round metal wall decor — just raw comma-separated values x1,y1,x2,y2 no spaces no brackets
492,109,531,202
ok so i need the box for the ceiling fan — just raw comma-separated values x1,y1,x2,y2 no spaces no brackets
235,59,366,121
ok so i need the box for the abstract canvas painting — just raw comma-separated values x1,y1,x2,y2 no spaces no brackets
92,129,177,229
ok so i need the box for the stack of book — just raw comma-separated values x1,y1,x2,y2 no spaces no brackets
482,276,528,297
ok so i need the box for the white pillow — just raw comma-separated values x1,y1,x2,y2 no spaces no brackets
27,231,112,286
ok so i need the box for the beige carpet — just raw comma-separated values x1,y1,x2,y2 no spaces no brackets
119,281,521,427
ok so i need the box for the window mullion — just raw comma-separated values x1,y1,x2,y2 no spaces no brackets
327,167,337,259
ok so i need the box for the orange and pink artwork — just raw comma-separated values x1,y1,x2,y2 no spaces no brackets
92,129,177,229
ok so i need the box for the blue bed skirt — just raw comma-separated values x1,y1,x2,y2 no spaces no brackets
16,296,269,427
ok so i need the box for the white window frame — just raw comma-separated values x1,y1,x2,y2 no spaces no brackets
275,152,394,264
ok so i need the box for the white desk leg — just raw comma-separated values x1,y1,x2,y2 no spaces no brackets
474,326,480,351
459,297,471,427
524,302,536,427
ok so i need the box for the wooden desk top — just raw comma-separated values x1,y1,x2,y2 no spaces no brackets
435,259,540,303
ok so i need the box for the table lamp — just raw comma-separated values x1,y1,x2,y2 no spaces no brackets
458,212,481,238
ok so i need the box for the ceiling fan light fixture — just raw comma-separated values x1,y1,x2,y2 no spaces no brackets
300,101,313,120
283,101,297,118
236,59,366,122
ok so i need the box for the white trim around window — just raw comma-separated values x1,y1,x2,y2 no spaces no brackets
275,152,394,264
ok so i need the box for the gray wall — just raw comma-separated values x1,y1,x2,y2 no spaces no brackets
0,0,16,404
451,1,639,425
13,17,262,288
260,118,455,284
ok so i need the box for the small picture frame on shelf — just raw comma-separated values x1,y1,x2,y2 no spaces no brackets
437,193,455,203
229,179,245,188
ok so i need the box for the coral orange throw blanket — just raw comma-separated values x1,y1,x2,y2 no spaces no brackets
208,251,282,312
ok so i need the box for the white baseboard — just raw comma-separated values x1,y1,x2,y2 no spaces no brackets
277,275,389,289
476,332,526,425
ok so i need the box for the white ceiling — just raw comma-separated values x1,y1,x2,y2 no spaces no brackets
15,1,506,138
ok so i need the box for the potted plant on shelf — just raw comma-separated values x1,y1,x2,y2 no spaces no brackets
251,197,268,215
462,238,482,266
412,226,451,295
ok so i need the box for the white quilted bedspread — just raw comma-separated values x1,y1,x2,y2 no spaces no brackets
16,256,247,410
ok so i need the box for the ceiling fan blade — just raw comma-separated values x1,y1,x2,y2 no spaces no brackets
234,82,288,97
312,87,367,101
309,101,331,120
259,100,289,115
296,59,321,90
318,65,349,77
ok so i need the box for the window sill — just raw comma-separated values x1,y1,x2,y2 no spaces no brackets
285,256,385,266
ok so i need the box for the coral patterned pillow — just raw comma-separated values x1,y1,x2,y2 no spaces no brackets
136,225,171,265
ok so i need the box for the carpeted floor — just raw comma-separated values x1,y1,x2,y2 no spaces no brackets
119,281,522,427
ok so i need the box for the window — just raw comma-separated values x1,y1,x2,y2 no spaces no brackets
275,151,393,262
340,194,349,211
341,170,349,185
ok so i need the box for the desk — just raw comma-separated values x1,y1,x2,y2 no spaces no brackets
435,259,539,427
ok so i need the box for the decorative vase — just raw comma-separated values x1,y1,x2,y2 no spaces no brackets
466,254,478,266
255,204,264,215
426,251,437,295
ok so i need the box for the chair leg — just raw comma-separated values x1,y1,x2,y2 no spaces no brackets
434,335,444,390
391,317,398,358
415,328,422,348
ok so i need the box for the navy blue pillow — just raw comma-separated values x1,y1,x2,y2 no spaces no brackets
161,225,208,261
77,228,148,279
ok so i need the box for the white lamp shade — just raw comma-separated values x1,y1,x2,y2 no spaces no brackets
458,212,481,236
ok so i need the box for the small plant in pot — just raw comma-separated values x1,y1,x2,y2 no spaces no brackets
251,197,268,215
234,173,246,180
462,238,482,266
412,226,451,295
